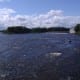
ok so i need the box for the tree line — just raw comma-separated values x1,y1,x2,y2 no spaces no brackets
3,26,69,34
1,24,80,34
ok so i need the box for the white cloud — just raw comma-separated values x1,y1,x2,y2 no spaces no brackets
0,8,16,29
0,8,80,29
0,8,16,15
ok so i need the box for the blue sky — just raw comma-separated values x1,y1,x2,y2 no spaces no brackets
0,0,80,29
0,0,80,15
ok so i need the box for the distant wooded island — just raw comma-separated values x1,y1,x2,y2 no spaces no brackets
1,24,80,34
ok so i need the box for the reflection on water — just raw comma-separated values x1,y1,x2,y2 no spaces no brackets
0,33,80,80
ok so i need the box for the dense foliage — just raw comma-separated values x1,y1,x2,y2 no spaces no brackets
31,27,48,33
3,26,69,34
74,24,80,34
4,26,31,33
47,27,69,32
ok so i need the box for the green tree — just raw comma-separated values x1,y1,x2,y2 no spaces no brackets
74,24,80,34
6,26,31,33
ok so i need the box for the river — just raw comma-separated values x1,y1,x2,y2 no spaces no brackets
0,33,80,80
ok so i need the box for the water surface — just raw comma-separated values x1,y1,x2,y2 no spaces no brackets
0,33,80,80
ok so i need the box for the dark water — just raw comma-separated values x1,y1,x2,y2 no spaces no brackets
0,33,80,80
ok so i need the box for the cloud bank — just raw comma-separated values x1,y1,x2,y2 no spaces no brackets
0,8,80,29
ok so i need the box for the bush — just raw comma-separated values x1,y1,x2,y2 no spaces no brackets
31,27,48,33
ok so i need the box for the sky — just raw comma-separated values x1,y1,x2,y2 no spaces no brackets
0,0,80,29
